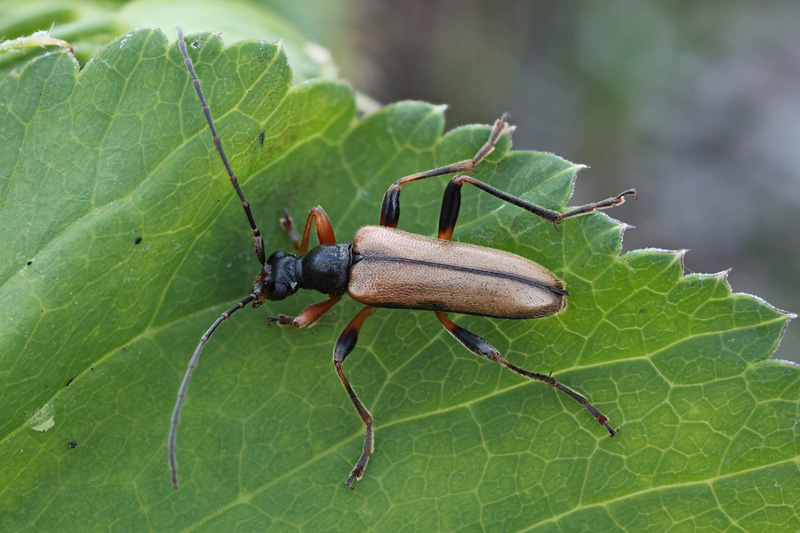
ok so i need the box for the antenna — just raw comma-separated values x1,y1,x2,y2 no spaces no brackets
177,27,266,265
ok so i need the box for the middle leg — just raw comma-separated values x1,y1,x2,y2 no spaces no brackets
380,114,513,228
333,305,378,487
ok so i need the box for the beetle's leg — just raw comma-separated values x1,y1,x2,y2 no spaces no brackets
268,206,339,324
296,205,336,256
438,175,636,239
380,114,513,227
435,312,617,436
279,209,301,250
267,295,341,327
333,305,378,488
553,188,638,222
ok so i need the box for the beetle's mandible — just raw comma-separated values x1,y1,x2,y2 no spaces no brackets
169,28,637,490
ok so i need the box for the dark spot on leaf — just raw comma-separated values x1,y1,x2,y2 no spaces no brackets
259,130,265,145
68,441,77,449
135,237,142,245
27,261,32,265
66,378,74,387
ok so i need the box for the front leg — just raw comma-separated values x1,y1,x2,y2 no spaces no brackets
279,209,300,250
267,295,341,327
280,205,337,256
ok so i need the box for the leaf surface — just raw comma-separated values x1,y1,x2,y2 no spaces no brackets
0,29,797,532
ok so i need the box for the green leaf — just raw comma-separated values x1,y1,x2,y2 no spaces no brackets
1,29,797,531
0,29,74,56
0,0,337,81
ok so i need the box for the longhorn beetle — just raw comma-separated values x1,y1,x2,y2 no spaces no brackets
169,28,636,490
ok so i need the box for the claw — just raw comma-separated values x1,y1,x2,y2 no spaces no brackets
267,314,294,326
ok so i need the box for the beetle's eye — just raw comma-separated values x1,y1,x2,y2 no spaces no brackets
267,281,287,301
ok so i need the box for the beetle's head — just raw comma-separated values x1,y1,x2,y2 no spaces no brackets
251,251,299,307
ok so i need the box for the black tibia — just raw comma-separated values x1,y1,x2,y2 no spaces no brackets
333,306,377,488
439,176,637,239
438,176,561,240
435,312,617,436
375,110,634,235
437,179,460,241
379,185,401,228
379,114,512,228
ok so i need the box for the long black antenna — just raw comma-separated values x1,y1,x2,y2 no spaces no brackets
170,28,266,490
169,295,255,489
177,27,266,265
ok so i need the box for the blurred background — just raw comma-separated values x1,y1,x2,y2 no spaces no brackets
2,0,797,361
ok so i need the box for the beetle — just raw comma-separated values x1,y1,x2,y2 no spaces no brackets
169,28,636,490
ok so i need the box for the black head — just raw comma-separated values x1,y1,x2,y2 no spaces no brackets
252,251,299,306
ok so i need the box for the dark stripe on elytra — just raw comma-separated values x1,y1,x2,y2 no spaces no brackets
362,255,569,296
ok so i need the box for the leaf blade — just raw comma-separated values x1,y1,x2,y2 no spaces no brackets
0,29,796,532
